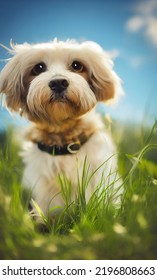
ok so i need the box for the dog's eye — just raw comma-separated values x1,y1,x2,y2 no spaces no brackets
31,63,47,75
71,61,84,72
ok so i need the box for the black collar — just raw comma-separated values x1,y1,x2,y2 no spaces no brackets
37,141,82,156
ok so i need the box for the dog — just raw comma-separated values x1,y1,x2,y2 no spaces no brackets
0,39,123,219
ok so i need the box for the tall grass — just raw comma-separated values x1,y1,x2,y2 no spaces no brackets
0,122,157,260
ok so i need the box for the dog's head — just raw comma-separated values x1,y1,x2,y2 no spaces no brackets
0,39,123,124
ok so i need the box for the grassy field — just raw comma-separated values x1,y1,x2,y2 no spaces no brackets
0,121,157,260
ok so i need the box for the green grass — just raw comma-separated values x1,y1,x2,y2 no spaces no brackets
0,122,157,260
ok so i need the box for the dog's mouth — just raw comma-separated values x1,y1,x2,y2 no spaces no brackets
49,93,68,104
49,90,79,108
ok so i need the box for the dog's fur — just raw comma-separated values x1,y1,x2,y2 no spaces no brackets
0,39,123,217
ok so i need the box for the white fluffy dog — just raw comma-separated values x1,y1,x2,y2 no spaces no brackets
0,39,123,218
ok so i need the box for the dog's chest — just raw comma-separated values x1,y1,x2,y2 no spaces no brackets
21,131,118,214
22,131,116,186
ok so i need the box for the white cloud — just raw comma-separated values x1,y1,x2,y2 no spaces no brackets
126,16,145,32
130,56,147,68
126,0,157,47
146,17,157,46
135,0,157,15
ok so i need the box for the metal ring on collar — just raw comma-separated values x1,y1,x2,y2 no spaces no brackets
67,142,81,154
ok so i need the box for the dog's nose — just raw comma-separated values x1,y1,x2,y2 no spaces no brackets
49,79,69,93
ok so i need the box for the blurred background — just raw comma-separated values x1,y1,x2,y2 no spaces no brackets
0,0,157,130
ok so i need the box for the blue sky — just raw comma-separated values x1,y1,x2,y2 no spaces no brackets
0,0,157,129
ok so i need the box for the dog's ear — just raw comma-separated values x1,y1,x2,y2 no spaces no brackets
0,43,31,111
91,65,122,104
91,57,123,104
83,42,123,104
0,54,24,111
